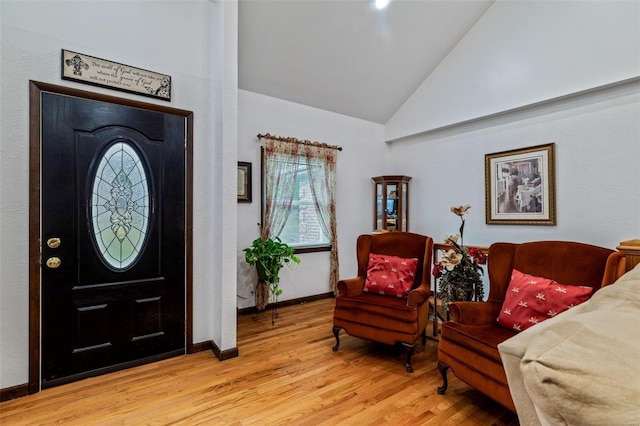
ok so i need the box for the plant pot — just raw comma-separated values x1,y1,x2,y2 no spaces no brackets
452,285,474,302
256,281,270,311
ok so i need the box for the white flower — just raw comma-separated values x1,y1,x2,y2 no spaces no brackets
444,234,459,244
503,308,512,316
441,249,463,271
547,310,558,317
450,205,471,216
555,286,568,294
513,324,522,331
511,287,520,293
535,292,545,300
528,317,539,324
518,300,528,308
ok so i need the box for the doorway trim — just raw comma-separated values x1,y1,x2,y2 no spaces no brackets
28,80,194,394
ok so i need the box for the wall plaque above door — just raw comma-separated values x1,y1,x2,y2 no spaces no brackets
61,49,171,101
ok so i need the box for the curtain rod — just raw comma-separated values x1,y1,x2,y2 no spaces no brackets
257,133,343,151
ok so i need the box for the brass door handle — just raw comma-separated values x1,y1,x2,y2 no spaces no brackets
46,257,61,269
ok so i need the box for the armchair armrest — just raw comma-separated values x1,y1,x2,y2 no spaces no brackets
602,251,626,287
336,277,365,297
407,283,430,307
448,300,502,325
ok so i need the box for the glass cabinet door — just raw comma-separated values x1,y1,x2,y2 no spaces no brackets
400,180,408,232
376,182,384,230
372,176,411,232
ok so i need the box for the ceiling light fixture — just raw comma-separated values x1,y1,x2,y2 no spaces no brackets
375,0,390,10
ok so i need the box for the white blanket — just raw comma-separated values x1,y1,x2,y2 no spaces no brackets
499,263,640,425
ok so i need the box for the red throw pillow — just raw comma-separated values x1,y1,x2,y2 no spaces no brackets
363,253,418,297
497,269,593,332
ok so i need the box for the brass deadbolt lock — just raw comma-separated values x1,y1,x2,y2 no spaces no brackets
46,257,61,269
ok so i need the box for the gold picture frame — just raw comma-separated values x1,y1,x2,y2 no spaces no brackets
237,162,252,203
485,143,556,225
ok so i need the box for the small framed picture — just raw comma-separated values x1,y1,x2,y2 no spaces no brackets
485,143,556,225
237,162,252,203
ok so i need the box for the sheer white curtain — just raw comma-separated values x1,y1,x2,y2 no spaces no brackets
261,138,301,240
261,136,340,293
303,145,339,293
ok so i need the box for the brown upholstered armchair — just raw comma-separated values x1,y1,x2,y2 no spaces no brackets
437,241,626,410
333,232,433,372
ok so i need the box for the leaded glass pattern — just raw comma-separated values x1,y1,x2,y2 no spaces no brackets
91,141,150,270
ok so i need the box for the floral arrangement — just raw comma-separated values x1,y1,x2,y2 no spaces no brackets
433,205,488,310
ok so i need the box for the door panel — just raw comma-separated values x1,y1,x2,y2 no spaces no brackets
41,93,185,386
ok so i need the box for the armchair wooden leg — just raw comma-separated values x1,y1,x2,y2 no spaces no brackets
401,342,415,373
332,326,341,352
437,361,449,394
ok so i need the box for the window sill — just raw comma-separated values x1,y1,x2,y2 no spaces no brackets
294,245,332,254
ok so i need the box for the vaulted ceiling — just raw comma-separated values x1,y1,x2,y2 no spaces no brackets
238,0,494,124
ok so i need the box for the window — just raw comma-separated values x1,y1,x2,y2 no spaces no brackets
90,141,150,270
263,153,331,250
277,159,331,249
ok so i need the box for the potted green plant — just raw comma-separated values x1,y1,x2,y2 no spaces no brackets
243,237,301,324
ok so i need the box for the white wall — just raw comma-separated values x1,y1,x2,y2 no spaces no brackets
237,90,387,309
208,0,239,362
386,0,640,141
385,0,640,295
388,79,640,251
0,0,238,389
384,0,640,250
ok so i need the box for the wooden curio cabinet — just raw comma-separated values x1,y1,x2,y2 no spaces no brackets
373,175,411,232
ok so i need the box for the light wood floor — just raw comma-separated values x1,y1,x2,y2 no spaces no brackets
0,298,519,425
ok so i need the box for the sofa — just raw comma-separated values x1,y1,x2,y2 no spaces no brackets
498,263,640,425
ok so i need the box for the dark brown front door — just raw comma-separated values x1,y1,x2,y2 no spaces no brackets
40,91,186,387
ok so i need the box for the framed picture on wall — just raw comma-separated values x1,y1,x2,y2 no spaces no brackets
485,143,556,225
237,162,252,203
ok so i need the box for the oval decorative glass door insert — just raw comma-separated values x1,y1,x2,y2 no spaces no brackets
90,141,150,270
